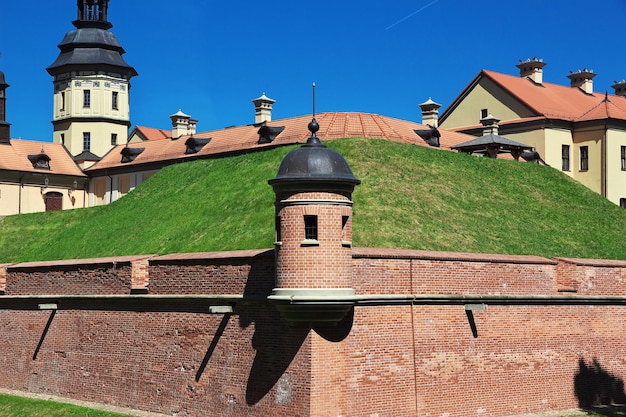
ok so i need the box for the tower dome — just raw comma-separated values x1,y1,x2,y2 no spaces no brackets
269,118,360,192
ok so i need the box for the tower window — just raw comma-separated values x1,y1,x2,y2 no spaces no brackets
112,91,118,110
83,132,91,151
60,92,65,111
621,146,626,171
341,215,351,248
621,198,626,209
304,215,318,241
60,133,65,146
83,90,91,108
562,144,570,171
580,146,589,171
111,133,117,146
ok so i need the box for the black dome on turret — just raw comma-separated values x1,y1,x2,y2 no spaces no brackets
269,118,360,190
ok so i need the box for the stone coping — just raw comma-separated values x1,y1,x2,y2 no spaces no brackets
352,247,557,265
8,248,626,270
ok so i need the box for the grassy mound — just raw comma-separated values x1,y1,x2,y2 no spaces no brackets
0,138,624,263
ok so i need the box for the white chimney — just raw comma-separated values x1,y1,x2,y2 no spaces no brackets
418,97,441,127
481,113,500,136
612,80,626,97
567,69,596,94
516,57,546,84
169,109,191,138
252,93,275,124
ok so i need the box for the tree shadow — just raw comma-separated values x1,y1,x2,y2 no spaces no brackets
574,357,626,416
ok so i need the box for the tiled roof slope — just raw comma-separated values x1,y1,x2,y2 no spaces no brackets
88,112,474,171
0,140,85,176
132,126,171,141
481,70,626,121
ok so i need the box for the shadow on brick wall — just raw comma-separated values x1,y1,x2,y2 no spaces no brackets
239,252,310,406
574,357,626,414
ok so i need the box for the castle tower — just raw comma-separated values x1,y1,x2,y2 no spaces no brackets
0,70,10,144
47,0,137,166
268,115,360,326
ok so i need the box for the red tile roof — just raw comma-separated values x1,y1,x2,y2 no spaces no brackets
0,140,85,176
89,112,474,172
131,126,171,141
442,70,626,125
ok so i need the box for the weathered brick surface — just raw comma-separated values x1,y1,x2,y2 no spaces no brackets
0,250,625,416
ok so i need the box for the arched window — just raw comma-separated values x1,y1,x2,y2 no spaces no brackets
44,192,63,212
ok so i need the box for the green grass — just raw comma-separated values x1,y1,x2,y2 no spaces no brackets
0,393,131,416
0,138,625,263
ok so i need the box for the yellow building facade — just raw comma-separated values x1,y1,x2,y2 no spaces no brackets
439,59,626,207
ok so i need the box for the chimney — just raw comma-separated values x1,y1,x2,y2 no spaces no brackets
612,80,626,97
567,69,596,94
481,113,500,136
0,70,10,144
252,93,275,124
419,97,441,127
516,57,546,84
188,118,198,135
169,109,191,138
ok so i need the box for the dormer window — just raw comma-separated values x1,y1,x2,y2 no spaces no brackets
184,137,212,154
28,152,51,170
414,126,441,147
120,147,145,163
257,123,286,144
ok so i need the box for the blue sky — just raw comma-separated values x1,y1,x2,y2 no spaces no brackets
2,0,626,141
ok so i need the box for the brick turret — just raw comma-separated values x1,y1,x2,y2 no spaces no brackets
268,116,360,326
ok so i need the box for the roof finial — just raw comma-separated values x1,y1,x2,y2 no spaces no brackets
307,82,321,145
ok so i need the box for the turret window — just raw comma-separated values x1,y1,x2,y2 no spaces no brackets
112,91,118,110
303,215,318,244
621,146,626,171
84,90,91,108
60,92,65,111
111,133,117,146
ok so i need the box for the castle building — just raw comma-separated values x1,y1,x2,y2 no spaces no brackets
46,0,137,168
438,58,626,207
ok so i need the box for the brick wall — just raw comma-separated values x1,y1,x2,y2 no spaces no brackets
0,249,625,416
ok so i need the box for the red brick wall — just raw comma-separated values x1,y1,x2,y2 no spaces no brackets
0,249,625,416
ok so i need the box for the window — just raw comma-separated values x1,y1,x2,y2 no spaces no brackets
275,216,282,244
60,133,65,146
621,198,626,209
480,109,489,119
83,90,91,108
580,146,589,171
341,215,351,247
60,92,65,111
83,132,91,151
112,91,118,110
621,146,626,171
562,145,570,171
304,215,318,241
111,133,117,146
